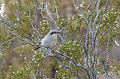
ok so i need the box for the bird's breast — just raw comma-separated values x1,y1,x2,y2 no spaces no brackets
41,35,57,48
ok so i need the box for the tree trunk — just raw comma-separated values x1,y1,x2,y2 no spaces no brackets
51,67,56,79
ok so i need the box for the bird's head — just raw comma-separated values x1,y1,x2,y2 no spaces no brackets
47,29,65,44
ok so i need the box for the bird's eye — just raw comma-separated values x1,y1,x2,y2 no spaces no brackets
50,32,56,35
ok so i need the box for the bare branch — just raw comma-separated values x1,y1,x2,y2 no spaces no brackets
28,9,43,41
45,0,56,23
115,40,120,47
44,0,58,30
0,37,17,46
94,0,109,42
32,0,42,29
95,0,101,12
9,31,36,46
86,0,94,11
74,0,89,25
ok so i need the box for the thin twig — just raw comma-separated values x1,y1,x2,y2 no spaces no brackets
115,40,120,47
0,37,17,46
74,0,89,25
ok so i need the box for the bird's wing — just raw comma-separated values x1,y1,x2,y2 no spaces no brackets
56,34,64,44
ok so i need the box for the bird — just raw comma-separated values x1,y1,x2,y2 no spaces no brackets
41,29,64,50
35,29,64,54
34,29,64,56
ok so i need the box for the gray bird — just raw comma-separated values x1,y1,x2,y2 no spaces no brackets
35,29,64,55
41,29,64,50
34,29,64,56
